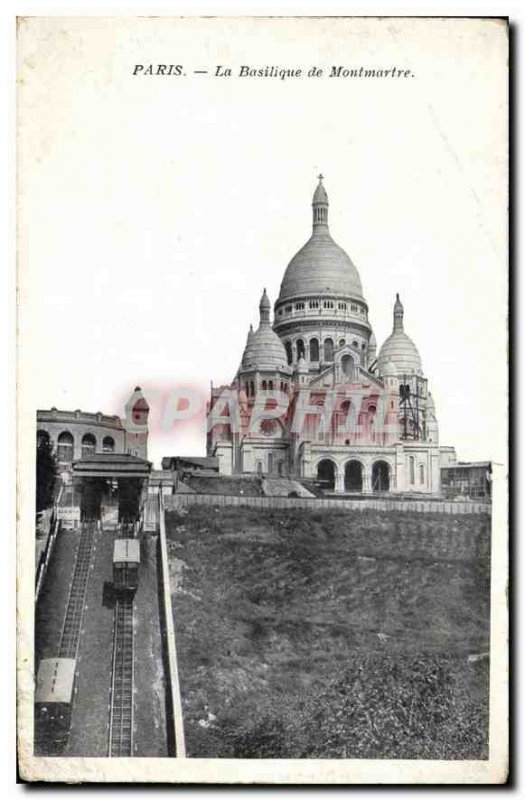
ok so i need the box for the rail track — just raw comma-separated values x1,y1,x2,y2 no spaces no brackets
58,520,97,659
108,596,134,757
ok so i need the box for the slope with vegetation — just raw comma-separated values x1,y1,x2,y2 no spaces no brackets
166,505,490,759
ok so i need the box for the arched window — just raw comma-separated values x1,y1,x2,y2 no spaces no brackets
409,456,415,485
37,430,50,447
372,461,390,492
277,461,283,476
57,431,74,462
256,461,263,475
285,341,293,365
419,463,425,485
341,354,354,378
81,433,96,457
268,380,274,391
103,436,115,453
309,338,319,362
324,338,334,362
261,380,267,391
268,453,274,474
296,339,305,360
250,381,255,397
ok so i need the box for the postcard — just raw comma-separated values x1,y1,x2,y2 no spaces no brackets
17,16,508,783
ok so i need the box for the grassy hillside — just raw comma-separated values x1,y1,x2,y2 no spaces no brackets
166,505,490,759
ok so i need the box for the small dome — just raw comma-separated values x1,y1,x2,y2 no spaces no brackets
241,327,290,372
240,291,291,374
377,294,423,377
381,359,398,378
377,331,422,376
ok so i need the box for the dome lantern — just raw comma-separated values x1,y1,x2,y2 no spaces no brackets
259,288,271,325
393,293,404,332
312,173,329,228
276,177,365,304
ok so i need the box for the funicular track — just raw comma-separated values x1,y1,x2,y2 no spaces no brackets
108,595,134,756
57,520,97,659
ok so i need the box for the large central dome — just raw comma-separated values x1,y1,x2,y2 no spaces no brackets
277,177,364,303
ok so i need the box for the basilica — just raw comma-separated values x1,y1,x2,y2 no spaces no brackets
207,177,456,494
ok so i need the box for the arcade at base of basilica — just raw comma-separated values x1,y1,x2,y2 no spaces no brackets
212,439,442,495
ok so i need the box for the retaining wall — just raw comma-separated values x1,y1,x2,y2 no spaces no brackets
157,495,186,757
165,492,490,516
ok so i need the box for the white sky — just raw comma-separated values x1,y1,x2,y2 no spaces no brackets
18,17,508,469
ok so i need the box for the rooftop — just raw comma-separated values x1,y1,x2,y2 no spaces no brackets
35,658,76,704
113,538,140,564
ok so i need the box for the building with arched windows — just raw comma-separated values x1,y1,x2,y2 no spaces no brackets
207,177,457,494
37,386,150,477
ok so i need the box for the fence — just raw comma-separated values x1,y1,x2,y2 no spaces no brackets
165,492,490,516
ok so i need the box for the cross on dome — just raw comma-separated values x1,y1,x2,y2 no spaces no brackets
312,174,329,226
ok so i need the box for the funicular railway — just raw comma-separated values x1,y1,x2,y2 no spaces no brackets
35,453,151,756
108,587,135,756
108,534,140,756
58,520,97,658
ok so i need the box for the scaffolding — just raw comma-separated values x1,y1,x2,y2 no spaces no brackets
398,374,428,441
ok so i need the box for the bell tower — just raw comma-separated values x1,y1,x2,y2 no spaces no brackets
124,386,149,459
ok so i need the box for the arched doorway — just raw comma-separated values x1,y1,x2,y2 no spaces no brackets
317,459,336,491
344,460,363,492
372,460,390,492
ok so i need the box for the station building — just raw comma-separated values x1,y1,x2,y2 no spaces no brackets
37,386,150,476
207,177,458,494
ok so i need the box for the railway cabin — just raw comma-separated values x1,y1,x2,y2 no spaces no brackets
35,657,76,751
113,538,140,593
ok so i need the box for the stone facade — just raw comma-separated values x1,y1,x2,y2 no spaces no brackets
207,178,455,494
